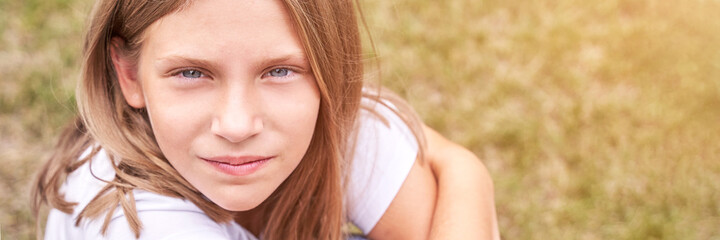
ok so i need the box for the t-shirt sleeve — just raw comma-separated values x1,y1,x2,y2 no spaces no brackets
44,148,257,240
71,185,258,240
101,202,257,240
101,210,226,240
345,100,420,234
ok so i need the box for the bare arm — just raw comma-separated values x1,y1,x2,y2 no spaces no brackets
423,124,500,240
367,124,500,240
367,155,437,240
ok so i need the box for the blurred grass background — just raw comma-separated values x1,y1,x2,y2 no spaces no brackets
1,0,719,239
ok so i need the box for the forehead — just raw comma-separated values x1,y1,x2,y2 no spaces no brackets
140,0,303,63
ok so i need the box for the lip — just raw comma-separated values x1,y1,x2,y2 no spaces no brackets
200,155,273,176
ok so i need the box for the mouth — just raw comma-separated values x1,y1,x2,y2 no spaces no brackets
200,155,273,176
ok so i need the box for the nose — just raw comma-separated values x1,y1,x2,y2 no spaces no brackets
210,88,264,143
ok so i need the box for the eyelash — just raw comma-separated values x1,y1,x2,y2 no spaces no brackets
262,67,296,81
179,69,205,78
170,68,209,85
171,67,298,82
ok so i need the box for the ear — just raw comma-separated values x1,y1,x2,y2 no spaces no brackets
110,37,146,109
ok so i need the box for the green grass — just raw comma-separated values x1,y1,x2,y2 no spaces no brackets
2,0,720,239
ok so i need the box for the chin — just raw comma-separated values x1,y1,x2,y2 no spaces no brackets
213,196,266,212
217,202,259,212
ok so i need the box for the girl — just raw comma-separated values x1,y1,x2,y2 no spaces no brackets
32,0,499,239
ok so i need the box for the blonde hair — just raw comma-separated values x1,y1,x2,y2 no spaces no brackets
32,0,425,239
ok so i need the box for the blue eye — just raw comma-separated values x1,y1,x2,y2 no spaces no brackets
181,69,204,78
268,68,291,77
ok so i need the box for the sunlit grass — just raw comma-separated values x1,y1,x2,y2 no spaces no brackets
362,0,720,239
2,0,719,239
0,0,88,239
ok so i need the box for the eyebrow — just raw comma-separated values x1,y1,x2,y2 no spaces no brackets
154,55,220,76
255,53,310,71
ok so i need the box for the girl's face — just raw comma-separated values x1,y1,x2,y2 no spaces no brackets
117,0,319,211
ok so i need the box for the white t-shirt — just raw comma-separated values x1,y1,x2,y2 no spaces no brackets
44,98,418,239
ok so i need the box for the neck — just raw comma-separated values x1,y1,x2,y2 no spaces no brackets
234,206,267,237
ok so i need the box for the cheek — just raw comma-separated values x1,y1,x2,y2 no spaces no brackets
264,80,321,152
143,84,211,158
